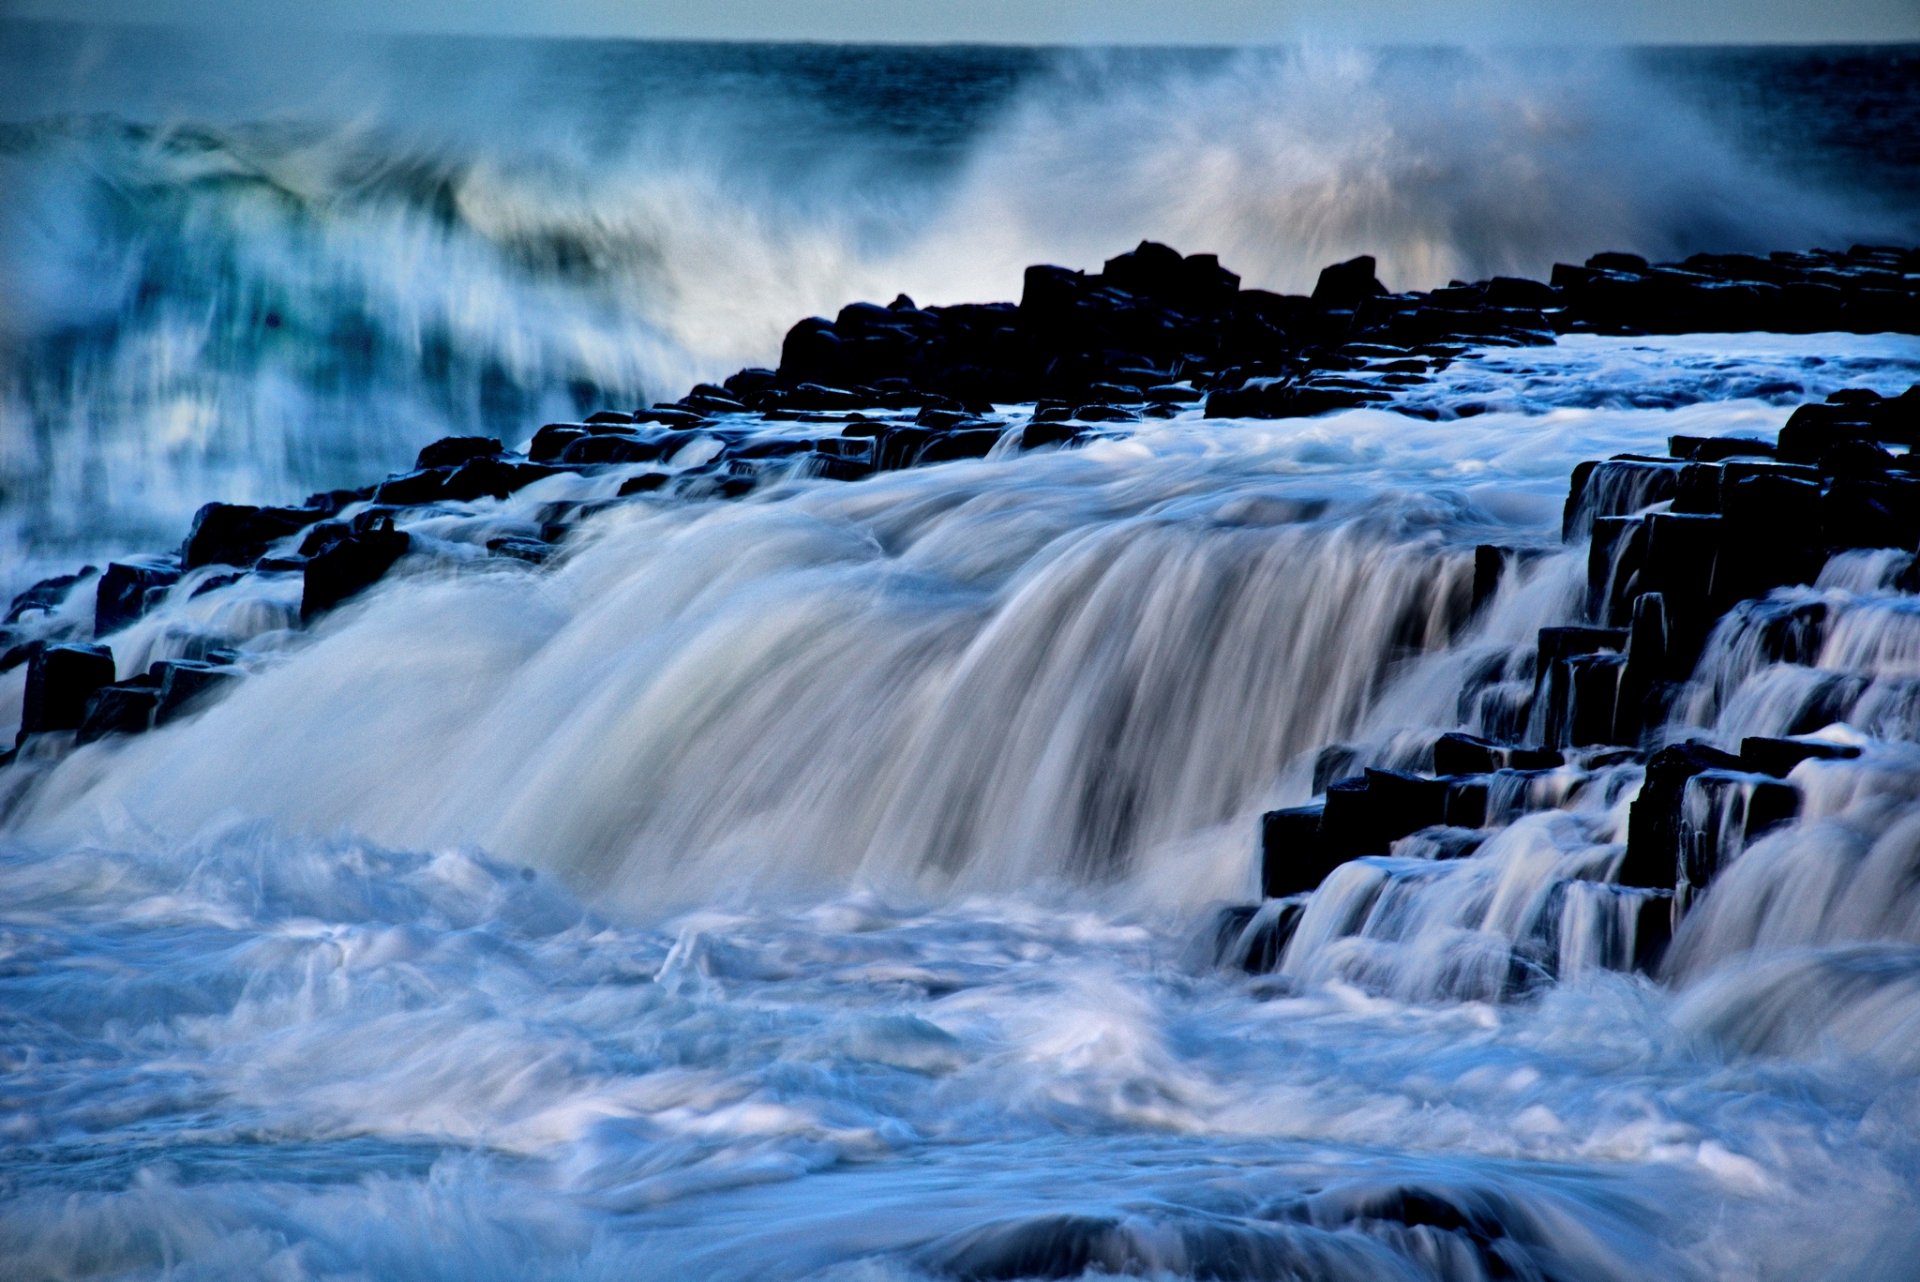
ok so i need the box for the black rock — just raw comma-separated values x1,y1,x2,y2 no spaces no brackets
415,436,504,470
1260,804,1341,897
617,472,671,496
151,659,240,725
7,568,95,624
76,682,160,743
19,642,116,743
529,424,588,462
1310,255,1386,311
302,522,411,620
1620,739,1744,891
485,536,553,564
1738,735,1863,777
182,503,325,570
373,467,454,506
94,560,183,636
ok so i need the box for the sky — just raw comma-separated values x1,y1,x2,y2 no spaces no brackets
6,0,1918,45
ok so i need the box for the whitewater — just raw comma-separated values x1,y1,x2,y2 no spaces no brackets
5,23,1920,1282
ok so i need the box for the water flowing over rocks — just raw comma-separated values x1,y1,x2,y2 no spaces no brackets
4,239,1915,786
3,230,1920,1282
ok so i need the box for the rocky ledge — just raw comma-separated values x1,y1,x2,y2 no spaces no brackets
4,242,1918,871
1222,379,1920,987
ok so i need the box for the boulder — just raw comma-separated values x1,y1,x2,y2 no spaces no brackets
76,681,160,743
414,436,504,470
302,522,411,620
1310,255,1386,311
19,642,116,742
150,659,239,725
182,503,325,570
94,560,182,636
7,568,95,624
1619,739,1744,890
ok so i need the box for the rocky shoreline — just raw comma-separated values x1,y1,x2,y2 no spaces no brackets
4,241,1919,979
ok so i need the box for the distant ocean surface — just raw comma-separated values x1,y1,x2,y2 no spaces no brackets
0,23,1914,569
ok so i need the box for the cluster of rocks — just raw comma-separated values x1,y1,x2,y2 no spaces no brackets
1224,382,1920,986
4,242,1916,780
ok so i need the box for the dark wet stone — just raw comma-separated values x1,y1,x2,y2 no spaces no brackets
529,424,588,462
7,568,95,625
1260,804,1339,898
414,436,503,470
616,472,670,496
1621,739,1744,891
485,537,553,565
1309,254,1386,310
76,682,159,743
150,659,239,725
1739,736,1863,777
439,457,561,502
19,642,116,743
182,503,325,570
93,560,181,637
301,522,411,621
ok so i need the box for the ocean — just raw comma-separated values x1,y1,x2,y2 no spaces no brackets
2,20,1920,1282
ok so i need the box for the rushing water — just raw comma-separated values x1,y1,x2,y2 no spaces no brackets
7,332,1920,1280
5,23,1920,1282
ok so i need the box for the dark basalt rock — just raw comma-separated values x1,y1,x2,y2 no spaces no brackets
1310,254,1387,311
1260,804,1339,898
302,522,411,620
76,680,160,743
7,568,95,624
616,472,671,496
152,659,238,725
485,537,554,564
440,457,561,502
1739,736,1863,777
95,560,181,636
182,503,325,570
1432,733,1564,776
19,642,116,743
414,436,504,470
373,467,453,505
529,423,588,462
1620,740,1744,891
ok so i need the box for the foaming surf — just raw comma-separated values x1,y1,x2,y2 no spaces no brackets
1,33,1910,570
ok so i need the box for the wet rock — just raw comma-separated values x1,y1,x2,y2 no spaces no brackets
94,560,182,636
529,423,588,462
414,436,504,470
151,659,239,725
1215,900,1303,972
7,568,95,624
1432,732,1564,776
19,642,116,743
1310,254,1386,311
301,522,410,620
616,472,671,496
1260,804,1341,898
182,503,325,570
1668,434,1775,462
801,452,874,483
76,680,159,743
1738,735,1863,777
485,537,553,564
1620,739,1744,891
440,457,561,502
